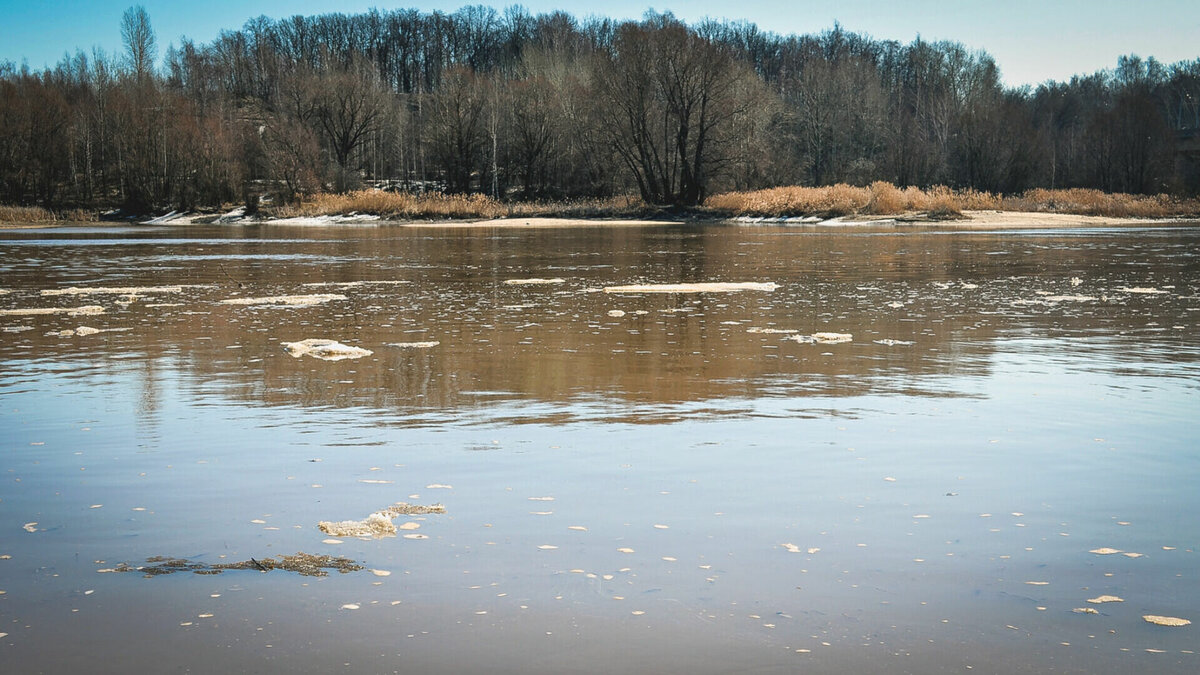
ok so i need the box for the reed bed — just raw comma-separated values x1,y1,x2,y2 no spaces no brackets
273,190,649,220
0,205,97,224
704,183,1199,219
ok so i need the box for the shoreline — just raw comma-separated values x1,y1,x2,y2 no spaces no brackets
2,210,1199,231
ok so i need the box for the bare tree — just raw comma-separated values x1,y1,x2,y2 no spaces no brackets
593,16,753,206
121,5,157,83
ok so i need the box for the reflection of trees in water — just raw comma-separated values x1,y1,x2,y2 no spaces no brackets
5,226,1197,421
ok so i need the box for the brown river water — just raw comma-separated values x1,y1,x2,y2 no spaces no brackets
1,221,1198,673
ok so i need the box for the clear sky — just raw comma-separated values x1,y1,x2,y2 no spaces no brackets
2,1,1197,87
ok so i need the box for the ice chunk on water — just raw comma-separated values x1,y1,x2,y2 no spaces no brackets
318,503,444,538
604,282,777,293
788,332,853,344
0,305,104,316
282,338,372,361
220,294,346,307
504,278,565,285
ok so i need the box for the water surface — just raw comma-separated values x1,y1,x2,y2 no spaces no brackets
1,222,1198,673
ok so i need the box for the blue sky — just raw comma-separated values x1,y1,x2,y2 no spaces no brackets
2,1,1197,87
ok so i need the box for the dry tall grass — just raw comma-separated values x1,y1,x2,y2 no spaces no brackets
273,190,648,220
0,205,96,224
1004,188,1189,218
705,183,1198,219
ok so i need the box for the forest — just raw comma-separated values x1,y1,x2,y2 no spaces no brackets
1,5,1198,216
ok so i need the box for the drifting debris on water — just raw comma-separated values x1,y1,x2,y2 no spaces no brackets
387,341,440,348
873,339,914,346
603,282,778,293
41,285,195,296
1143,615,1191,627
1073,607,1100,615
2,325,34,332
219,294,346,307
504,278,564,285
23,522,38,533
317,502,445,538
1089,547,1123,555
1070,277,1083,286
1088,595,1124,604
1119,287,1168,295
282,339,373,361
100,553,363,577
788,332,853,344
0,305,104,316
886,301,905,308
607,310,626,318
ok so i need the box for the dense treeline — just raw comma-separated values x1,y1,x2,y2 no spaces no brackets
1,5,1198,213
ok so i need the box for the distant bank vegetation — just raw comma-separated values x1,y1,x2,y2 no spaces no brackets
229,184,1200,221
1,5,1198,218
3,184,1198,224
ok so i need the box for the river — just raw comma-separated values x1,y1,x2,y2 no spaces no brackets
1,221,1198,673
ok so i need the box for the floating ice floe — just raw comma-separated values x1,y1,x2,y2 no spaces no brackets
317,502,445,538
1143,615,1191,627
504,278,565,285
48,326,109,337
0,305,104,316
301,281,410,288
220,294,346,307
283,339,373,361
604,282,778,293
747,327,800,334
41,285,196,296
788,332,853,344
1041,295,1096,302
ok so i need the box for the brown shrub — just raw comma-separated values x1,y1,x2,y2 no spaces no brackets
864,181,905,215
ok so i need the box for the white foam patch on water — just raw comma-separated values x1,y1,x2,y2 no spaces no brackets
873,339,914,346
504,278,565,285
1119,287,1168,295
604,282,778,293
388,341,440,348
0,305,104,316
282,339,373,361
220,294,347,307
